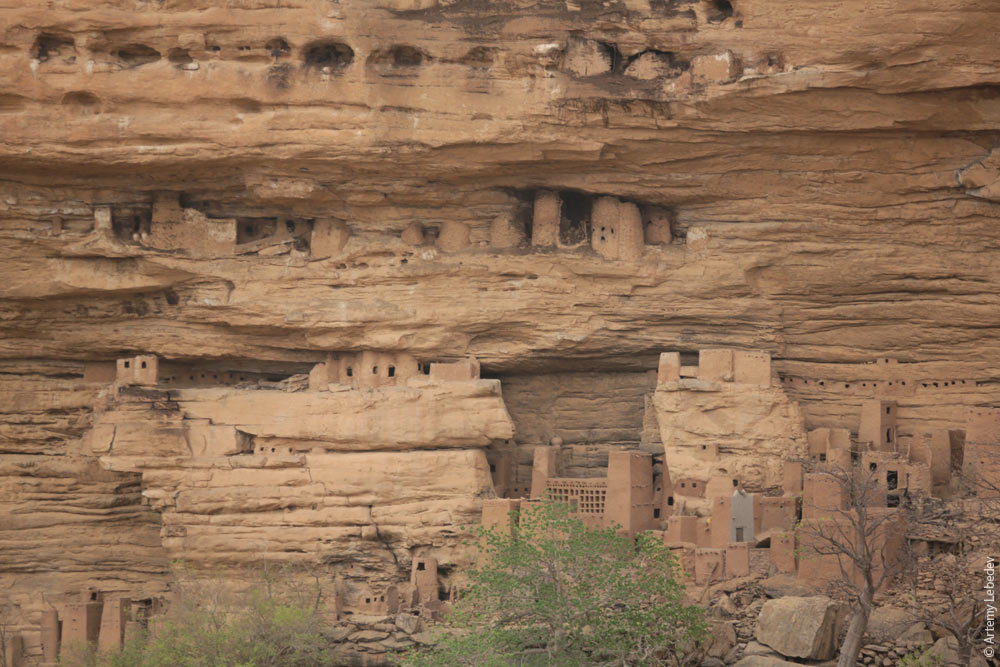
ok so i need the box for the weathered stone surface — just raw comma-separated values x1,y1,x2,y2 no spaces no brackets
760,575,815,599
755,596,845,660
920,635,989,667
865,605,912,643
654,380,808,497
2,0,1000,662
395,613,421,634
95,380,514,455
743,640,781,658
347,630,389,642
734,656,801,667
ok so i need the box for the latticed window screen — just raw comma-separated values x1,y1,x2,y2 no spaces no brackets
544,479,607,515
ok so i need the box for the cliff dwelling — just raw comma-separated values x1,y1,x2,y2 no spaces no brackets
2,0,1000,665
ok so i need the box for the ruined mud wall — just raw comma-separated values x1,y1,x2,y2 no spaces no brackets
2,0,1000,661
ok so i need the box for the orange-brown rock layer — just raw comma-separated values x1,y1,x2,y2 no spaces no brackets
2,0,1000,661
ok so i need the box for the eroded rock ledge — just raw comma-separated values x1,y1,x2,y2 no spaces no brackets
2,0,1000,662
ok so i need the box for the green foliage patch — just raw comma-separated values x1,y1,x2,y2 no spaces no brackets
403,500,707,666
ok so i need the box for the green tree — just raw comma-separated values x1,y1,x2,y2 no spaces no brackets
404,500,707,666
62,563,335,667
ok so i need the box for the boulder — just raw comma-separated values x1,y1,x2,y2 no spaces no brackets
898,621,933,646
924,635,987,666
743,640,781,657
755,596,845,660
866,605,912,642
760,574,815,599
705,621,737,658
394,612,420,634
734,657,802,667
327,624,354,642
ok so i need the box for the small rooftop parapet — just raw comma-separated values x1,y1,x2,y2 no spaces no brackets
657,349,772,387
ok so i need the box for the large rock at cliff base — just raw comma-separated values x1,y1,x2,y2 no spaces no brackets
734,656,803,667
926,635,990,667
755,596,845,660
865,605,911,642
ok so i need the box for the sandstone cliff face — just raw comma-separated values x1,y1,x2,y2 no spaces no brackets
654,378,808,502
2,0,1000,660
90,379,510,571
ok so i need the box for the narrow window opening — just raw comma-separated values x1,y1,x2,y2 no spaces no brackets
417,562,426,571
124,361,130,368
869,462,877,472
887,470,898,490
667,496,674,506
653,508,661,518
388,365,395,377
